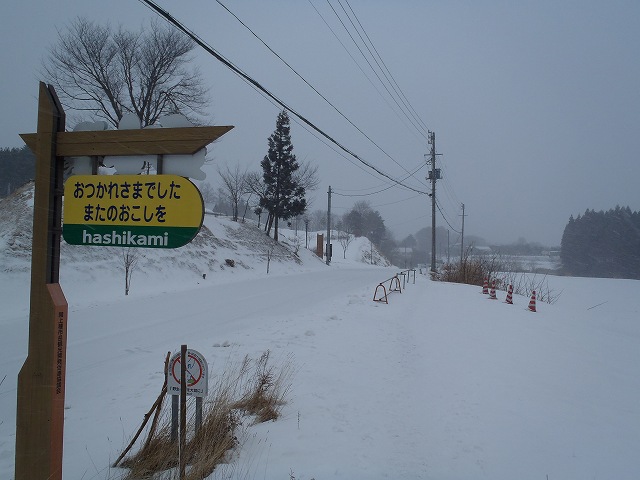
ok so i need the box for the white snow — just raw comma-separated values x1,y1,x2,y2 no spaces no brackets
1,207,640,479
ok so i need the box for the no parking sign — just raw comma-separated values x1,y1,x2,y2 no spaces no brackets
167,349,208,397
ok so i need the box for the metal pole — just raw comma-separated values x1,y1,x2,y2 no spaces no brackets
371,237,373,264
326,186,332,265
171,395,178,443
179,345,187,479
429,131,436,274
460,203,465,265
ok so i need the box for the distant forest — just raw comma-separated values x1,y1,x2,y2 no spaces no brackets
561,207,640,279
0,146,35,197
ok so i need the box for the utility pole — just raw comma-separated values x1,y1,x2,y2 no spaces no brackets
326,186,332,265
428,131,437,274
460,203,466,264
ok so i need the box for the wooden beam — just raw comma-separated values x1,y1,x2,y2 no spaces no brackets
16,82,67,480
20,125,234,156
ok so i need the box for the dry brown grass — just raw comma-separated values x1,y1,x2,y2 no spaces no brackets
435,248,560,304
233,351,292,424
116,350,292,480
120,428,176,478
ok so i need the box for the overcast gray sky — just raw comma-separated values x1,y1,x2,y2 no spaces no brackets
3,0,639,246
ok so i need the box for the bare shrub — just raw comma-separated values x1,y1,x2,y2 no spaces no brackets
120,388,239,480
182,402,240,479
122,247,140,296
501,271,562,305
117,351,292,479
435,247,504,286
286,234,303,257
120,428,175,478
234,351,293,424
435,248,561,305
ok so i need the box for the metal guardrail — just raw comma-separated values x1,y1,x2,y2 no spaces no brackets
397,269,416,289
373,269,416,304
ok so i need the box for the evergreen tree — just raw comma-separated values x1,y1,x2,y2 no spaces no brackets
260,110,306,241
560,207,640,279
343,201,386,244
0,146,36,197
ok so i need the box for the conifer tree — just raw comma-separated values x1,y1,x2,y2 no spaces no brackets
260,110,306,241
560,207,640,278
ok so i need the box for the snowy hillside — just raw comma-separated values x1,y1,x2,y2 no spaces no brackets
1,185,640,479
0,183,385,304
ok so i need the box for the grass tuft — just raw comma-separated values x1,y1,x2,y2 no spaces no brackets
116,350,292,479
233,351,292,424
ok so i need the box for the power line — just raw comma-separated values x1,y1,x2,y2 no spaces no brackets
307,0,427,147
333,162,426,197
436,198,461,234
138,0,428,195
215,0,420,180
341,0,429,136
326,0,429,144
371,193,423,208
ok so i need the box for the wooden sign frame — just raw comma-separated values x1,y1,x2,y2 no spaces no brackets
15,82,232,480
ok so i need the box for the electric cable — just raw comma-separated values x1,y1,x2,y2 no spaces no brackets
333,161,426,197
436,198,462,234
215,0,421,180
340,0,429,136
326,0,426,142
138,0,429,195
307,0,427,147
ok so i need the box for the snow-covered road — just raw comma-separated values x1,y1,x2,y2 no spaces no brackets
2,266,639,479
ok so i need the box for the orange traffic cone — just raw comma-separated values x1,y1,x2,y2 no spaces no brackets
505,284,513,304
482,278,489,294
528,291,537,312
488,279,497,300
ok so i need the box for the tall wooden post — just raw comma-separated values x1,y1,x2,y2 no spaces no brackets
15,82,68,480
16,82,233,480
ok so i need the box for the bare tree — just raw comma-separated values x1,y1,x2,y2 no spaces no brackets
241,194,253,223
336,225,355,259
294,161,320,192
199,182,217,208
122,248,140,296
245,171,267,201
309,209,327,232
246,171,269,229
254,206,264,228
218,163,248,221
43,17,208,127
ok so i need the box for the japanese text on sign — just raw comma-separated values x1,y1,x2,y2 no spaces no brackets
72,179,181,224
64,174,203,229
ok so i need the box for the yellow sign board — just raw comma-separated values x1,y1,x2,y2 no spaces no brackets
63,175,204,248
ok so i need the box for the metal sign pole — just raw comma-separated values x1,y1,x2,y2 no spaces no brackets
179,344,187,479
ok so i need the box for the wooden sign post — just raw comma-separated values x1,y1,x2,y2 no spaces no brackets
15,82,67,480
16,82,232,480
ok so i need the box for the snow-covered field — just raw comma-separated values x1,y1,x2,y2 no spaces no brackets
1,205,639,479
